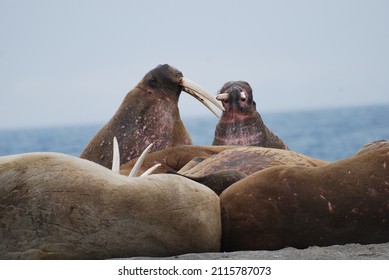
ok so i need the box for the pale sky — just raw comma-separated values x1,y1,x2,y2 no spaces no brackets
1,0,388,130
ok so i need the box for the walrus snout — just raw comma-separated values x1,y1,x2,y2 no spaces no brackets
230,86,247,101
216,81,252,106
217,84,252,111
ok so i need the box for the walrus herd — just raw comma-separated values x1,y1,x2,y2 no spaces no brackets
1,64,388,259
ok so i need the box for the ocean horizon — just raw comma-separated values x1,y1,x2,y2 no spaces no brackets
0,104,388,162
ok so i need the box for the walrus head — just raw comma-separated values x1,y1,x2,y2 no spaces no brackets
216,81,256,116
213,81,288,149
139,64,224,117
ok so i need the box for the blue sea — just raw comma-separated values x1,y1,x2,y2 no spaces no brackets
0,104,388,162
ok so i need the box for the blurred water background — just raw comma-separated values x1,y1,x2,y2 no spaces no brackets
0,104,388,162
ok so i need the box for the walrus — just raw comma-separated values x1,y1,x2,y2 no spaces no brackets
0,152,221,259
213,81,288,149
355,139,389,156
179,147,327,194
121,145,326,195
220,146,389,252
80,64,224,169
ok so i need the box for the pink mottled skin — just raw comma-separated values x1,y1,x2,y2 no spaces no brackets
80,64,192,169
213,81,288,149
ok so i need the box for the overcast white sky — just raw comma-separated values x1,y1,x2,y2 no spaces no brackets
1,0,388,130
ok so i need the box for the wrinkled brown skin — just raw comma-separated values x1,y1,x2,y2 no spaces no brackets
80,64,193,169
221,146,389,252
213,81,288,149
179,147,327,195
120,145,233,176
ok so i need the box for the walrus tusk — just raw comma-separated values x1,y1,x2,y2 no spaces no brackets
112,137,120,173
140,163,162,177
240,92,247,100
181,77,225,118
216,92,246,101
129,143,154,177
216,93,229,101
113,139,160,177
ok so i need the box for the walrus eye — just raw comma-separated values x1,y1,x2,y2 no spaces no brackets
148,77,159,88
175,71,183,78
